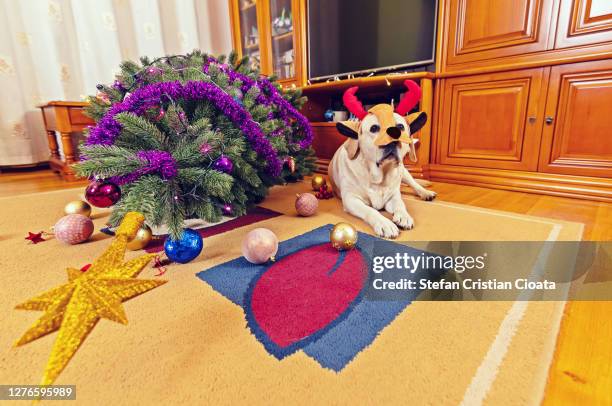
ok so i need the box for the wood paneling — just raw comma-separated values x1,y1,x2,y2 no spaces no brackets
445,0,555,66
428,163,612,202
556,0,612,49
539,59,612,177
437,68,548,170
437,0,612,76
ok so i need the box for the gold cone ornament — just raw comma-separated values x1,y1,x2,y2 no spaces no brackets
14,212,166,386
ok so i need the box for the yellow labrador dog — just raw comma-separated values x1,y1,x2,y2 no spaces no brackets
329,80,436,239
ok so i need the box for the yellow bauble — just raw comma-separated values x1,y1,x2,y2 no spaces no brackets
64,200,92,217
330,222,358,251
127,225,153,251
311,175,326,191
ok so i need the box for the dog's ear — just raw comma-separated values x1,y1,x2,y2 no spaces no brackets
407,139,418,163
336,121,359,139
407,112,427,135
344,139,360,160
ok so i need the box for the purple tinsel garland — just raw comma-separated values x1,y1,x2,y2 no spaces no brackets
203,58,313,149
109,150,178,185
86,80,282,177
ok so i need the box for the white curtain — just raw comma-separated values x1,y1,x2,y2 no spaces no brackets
0,0,232,166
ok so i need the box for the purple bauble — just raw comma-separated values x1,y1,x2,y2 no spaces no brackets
222,203,233,216
85,180,121,208
213,155,233,174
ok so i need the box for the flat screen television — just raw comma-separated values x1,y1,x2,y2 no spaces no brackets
307,0,438,81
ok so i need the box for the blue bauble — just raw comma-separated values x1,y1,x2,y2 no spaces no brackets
324,109,334,122
164,229,203,263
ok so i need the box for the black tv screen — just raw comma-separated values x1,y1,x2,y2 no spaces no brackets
308,0,438,80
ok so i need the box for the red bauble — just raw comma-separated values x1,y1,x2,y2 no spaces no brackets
85,180,121,208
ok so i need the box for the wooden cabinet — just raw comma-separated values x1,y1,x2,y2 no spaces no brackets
228,0,306,87
444,0,555,66
539,59,612,177
437,68,548,171
556,0,612,49
439,0,612,74
433,1,612,201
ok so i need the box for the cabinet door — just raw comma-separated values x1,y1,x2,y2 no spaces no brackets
555,0,612,49
438,68,548,171
538,60,612,177
230,0,266,71
445,0,556,66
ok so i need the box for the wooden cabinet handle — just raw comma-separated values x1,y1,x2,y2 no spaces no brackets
528,116,537,124
545,116,554,125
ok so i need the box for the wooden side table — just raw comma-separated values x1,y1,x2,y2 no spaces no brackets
39,101,94,181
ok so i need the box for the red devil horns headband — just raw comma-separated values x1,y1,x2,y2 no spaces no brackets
342,86,368,120
342,80,422,119
395,80,422,116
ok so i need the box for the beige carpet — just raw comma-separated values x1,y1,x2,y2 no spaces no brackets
0,181,583,405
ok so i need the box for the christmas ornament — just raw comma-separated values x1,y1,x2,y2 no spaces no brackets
112,80,125,91
213,155,233,173
14,212,165,386
330,222,358,251
295,193,318,217
241,228,279,264
164,229,203,263
154,107,166,122
315,183,334,199
25,231,46,244
54,214,94,245
126,224,153,251
311,175,326,191
222,203,233,216
146,66,162,75
199,142,212,155
96,91,110,104
284,156,296,173
85,180,121,208
64,200,92,217
324,109,334,122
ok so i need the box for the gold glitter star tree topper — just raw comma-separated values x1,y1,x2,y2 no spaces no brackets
15,212,166,386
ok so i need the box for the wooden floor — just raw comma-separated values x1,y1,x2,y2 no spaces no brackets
1,168,610,404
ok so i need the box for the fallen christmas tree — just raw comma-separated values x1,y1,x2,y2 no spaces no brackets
75,51,315,239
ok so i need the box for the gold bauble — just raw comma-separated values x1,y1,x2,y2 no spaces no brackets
330,222,358,251
311,175,327,191
64,200,92,217
127,224,153,251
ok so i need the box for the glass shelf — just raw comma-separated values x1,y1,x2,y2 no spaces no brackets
238,0,260,70
269,0,295,80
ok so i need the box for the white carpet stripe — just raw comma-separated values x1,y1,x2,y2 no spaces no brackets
459,224,562,406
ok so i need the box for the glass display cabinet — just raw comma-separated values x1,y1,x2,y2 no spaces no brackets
229,0,306,88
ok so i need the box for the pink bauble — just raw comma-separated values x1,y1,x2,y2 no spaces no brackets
85,180,121,208
241,228,279,264
295,193,318,217
54,214,94,244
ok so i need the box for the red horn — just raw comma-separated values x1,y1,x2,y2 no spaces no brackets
342,86,368,120
395,80,422,116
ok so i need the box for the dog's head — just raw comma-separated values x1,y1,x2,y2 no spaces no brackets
335,80,427,167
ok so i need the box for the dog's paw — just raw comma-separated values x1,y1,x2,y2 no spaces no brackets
418,189,437,202
393,212,414,230
372,217,400,239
